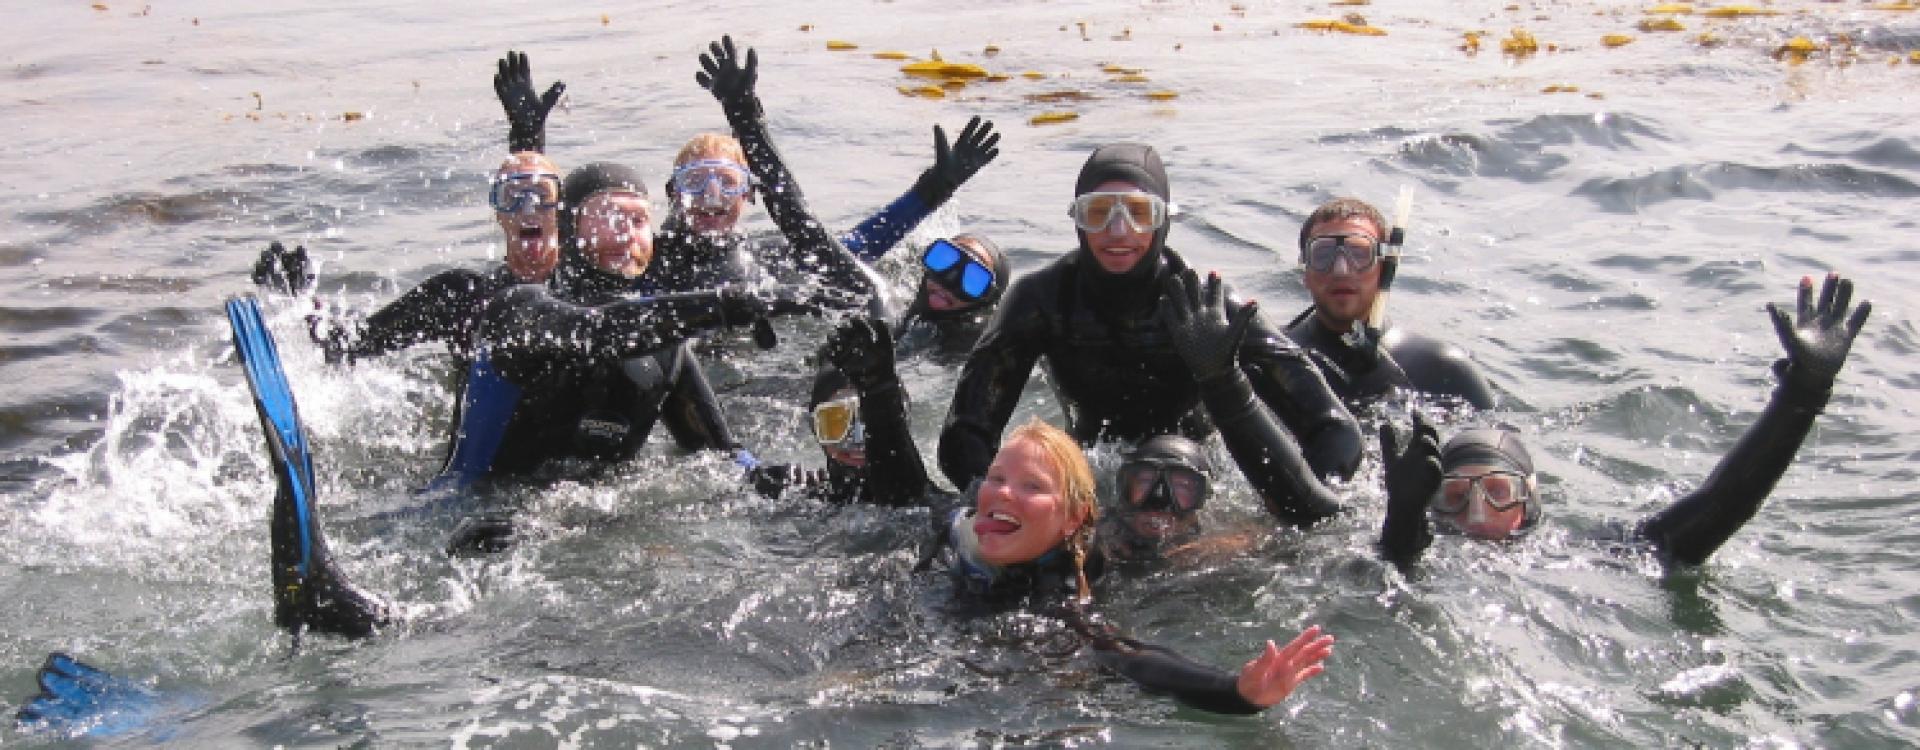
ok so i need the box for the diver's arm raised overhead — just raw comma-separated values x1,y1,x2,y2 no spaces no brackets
695,35,890,315
1635,273,1871,568
493,50,564,155
840,116,1001,261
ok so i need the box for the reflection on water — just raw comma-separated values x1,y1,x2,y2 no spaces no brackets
4,0,1919,747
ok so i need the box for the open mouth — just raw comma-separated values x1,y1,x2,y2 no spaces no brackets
973,511,1022,536
517,227,544,240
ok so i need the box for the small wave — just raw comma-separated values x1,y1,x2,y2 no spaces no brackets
1574,161,1920,213
1784,137,1920,172
1394,113,1671,183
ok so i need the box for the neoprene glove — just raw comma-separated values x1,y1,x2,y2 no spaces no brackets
1160,268,1257,384
914,116,1001,203
1767,273,1871,397
825,317,899,392
1378,412,1441,566
494,51,565,153
696,36,763,121
252,241,313,295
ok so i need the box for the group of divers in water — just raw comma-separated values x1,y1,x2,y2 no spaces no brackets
18,37,1875,733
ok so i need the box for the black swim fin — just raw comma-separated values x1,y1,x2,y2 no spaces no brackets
13,652,161,738
227,295,390,639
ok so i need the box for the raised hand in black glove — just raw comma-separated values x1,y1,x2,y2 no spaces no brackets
824,317,898,392
494,50,565,153
695,35,761,120
1767,273,1871,396
915,116,1001,202
1378,412,1441,566
252,241,313,295
1160,268,1257,384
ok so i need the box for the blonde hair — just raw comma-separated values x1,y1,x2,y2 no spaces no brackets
674,132,747,168
1002,418,1099,604
1002,418,1098,527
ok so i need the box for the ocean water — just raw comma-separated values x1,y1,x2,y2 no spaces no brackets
2,0,1917,746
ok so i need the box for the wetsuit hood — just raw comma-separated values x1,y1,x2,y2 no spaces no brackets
1439,427,1541,534
1107,435,1211,549
904,234,1011,351
1072,143,1171,317
909,233,1011,318
554,162,649,303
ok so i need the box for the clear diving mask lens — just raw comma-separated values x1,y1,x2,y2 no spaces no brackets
670,159,753,210
1068,191,1171,234
489,171,563,215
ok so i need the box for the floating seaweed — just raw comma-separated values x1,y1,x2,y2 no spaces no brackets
1145,90,1179,100
1541,84,1580,93
1637,17,1685,32
1644,3,1693,14
1025,90,1098,103
1296,19,1388,36
1702,5,1779,17
872,51,911,60
903,60,989,78
827,40,858,50
1602,34,1635,47
1030,111,1079,125
1501,28,1541,56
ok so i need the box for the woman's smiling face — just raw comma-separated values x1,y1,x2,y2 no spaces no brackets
972,438,1084,566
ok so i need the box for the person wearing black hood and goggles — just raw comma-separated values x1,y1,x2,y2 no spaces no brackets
937,143,1363,493
892,233,1012,359
1374,273,1872,573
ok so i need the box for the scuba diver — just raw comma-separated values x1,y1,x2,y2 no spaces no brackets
926,419,1336,714
745,317,945,507
1285,197,1496,412
432,161,823,496
1374,273,1871,572
893,233,1011,359
937,142,1363,493
688,35,918,323
254,51,569,365
639,38,999,299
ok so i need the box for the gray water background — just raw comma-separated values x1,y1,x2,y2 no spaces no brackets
2,0,1918,746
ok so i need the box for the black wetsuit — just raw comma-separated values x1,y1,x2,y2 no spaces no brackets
1287,314,1497,412
934,514,1267,714
433,277,773,487
750,357,947,508
1380,374,1834,570
938,249,1363,490
321,265,520,364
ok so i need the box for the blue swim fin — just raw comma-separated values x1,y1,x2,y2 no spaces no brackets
13,653,161,738
226,295,389,639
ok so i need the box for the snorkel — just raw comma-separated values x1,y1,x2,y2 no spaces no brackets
1348,185,1413,348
